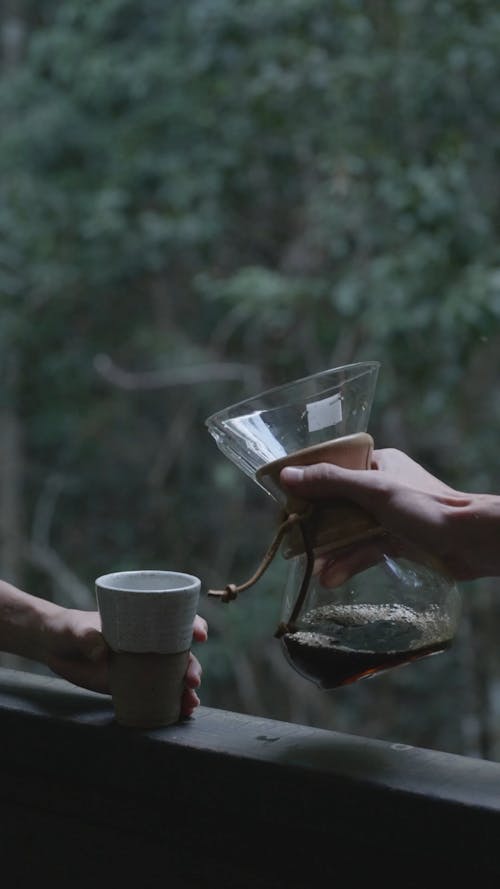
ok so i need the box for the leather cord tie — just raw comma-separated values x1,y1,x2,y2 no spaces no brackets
208,506,317,639
274,509,315,639
207,508,311,604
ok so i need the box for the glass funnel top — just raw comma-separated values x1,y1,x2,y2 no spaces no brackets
205,362,380,484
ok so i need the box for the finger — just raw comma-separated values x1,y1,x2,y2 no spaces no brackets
47,655,110,695
181,686,200,717
79,627,109,663
193,614,208,642
320,541,389,587
185,652,202,689
320,535,412,587
280,463,388,511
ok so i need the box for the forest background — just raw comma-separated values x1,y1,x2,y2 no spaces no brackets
1,0,500,761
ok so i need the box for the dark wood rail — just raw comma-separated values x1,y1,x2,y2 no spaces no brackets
1,667,499,888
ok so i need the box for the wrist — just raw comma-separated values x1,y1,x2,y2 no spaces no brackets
444,494,500,580
0,581,61,664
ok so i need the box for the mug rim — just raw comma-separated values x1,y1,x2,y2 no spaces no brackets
95,570,201,593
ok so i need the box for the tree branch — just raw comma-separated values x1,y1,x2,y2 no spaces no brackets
93,354,262,391
23,541,94,611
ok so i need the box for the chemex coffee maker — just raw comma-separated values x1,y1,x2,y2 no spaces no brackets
206,362,461,690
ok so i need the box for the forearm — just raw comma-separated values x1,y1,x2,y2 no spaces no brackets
0,580,60,664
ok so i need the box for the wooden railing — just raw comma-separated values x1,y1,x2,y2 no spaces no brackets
1,667,500,888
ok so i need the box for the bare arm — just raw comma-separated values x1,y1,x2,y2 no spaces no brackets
0,580,207,716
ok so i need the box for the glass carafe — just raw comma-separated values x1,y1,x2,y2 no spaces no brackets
205,363,461,690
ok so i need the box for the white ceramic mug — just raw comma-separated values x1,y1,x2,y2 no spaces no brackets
95,570,201,727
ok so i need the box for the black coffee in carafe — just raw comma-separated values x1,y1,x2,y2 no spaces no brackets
282,601,453,689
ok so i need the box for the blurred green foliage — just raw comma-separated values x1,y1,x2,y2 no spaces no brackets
1,0,500,758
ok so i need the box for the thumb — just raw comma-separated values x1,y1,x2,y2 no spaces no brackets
78,628,109,662
280,463,385,511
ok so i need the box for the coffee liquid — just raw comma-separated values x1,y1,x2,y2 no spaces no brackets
282,602,452,689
